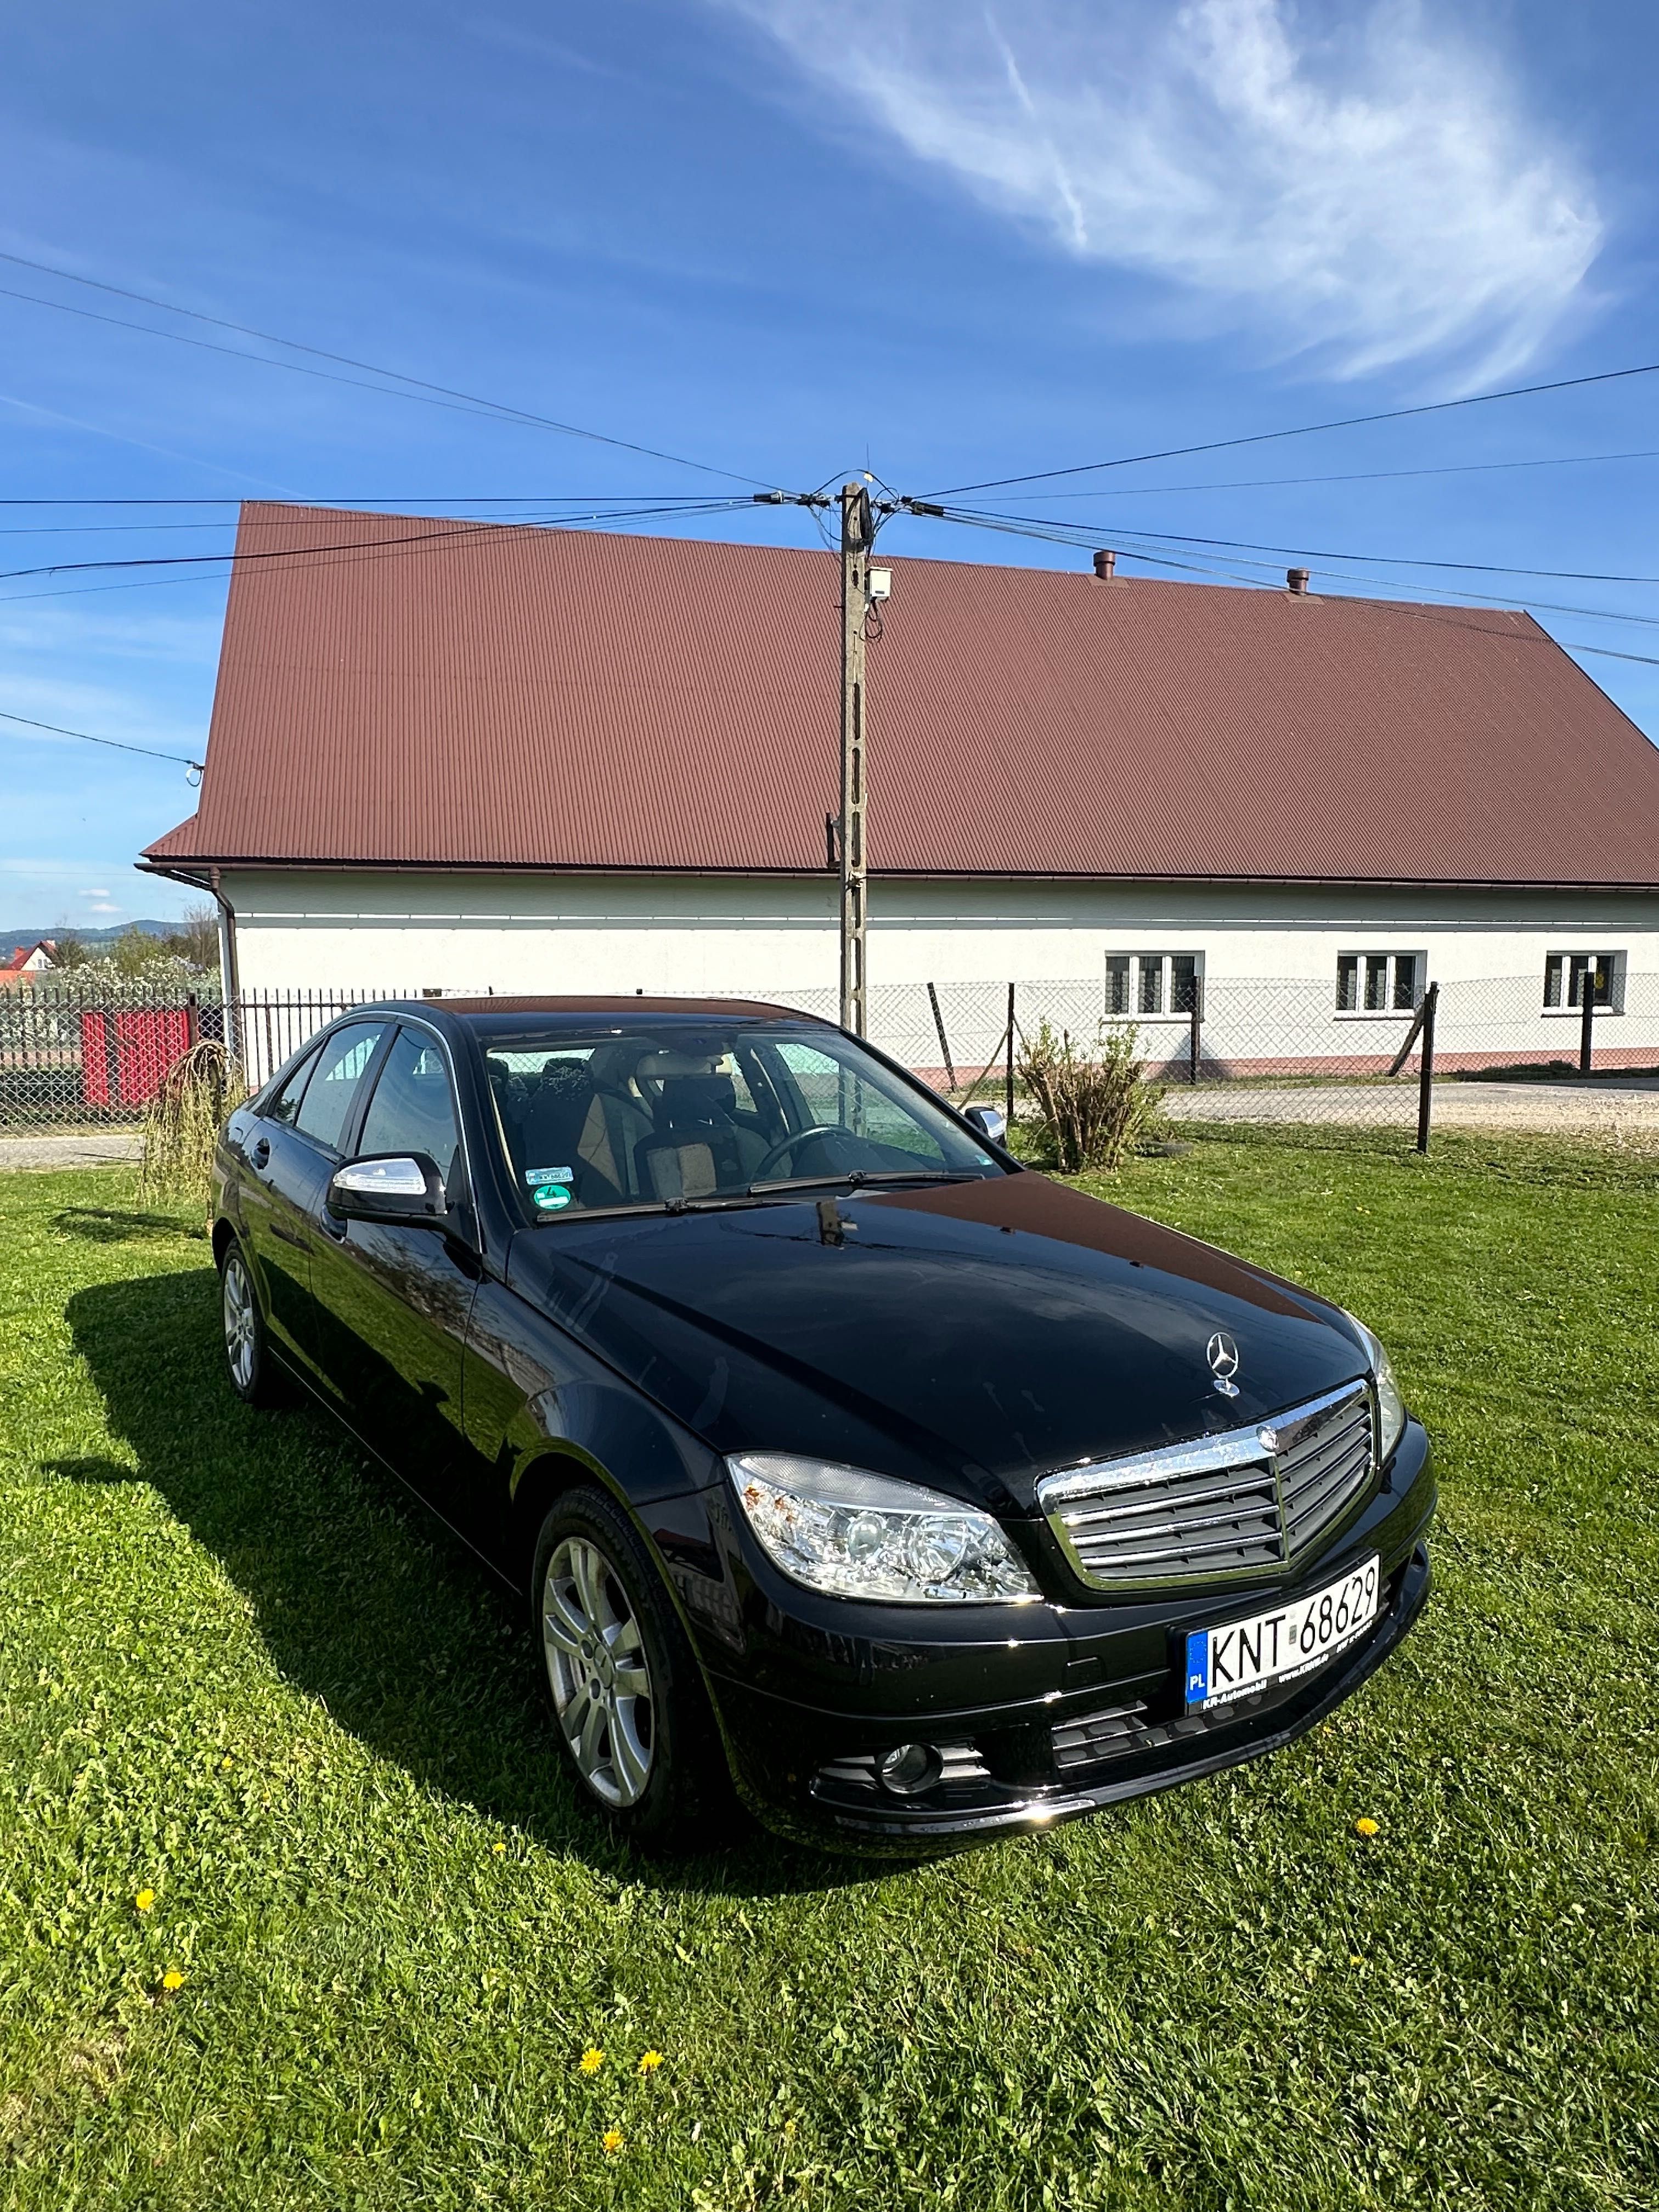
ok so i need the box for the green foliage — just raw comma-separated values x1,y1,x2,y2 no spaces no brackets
159,904,221,975
0,1141,1656,2208
137,1041,242,1213
30,913,219,1001
1017,1017,1166,1171
45,931,92,971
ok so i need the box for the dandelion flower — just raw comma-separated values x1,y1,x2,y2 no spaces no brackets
1355,1817,1380,1837
161,1969,185,1991
135,1889,156,1913
637,2049,663,2075
602,2129,623,2154
579,2047,605,2075
492,1841,507,1855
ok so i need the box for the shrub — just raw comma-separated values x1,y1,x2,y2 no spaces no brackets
139,1040,244,1212
1016,1019,1165,1172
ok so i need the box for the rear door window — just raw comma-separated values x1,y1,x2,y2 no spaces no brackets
265,1045,320,1127
294,1022,387,1156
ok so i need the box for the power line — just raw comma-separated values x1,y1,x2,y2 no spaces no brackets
0,498,733,534
943,504,1659,586
922,358,1659,498
0,707,202,768
0,493,744,506
983,448,1659,501
0,250,769,487
894,501,1659,634
1561,642,1659,668
894,502,1659,685
0,500,761,584
0,495,798,602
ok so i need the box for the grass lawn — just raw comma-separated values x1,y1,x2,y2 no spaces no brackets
1,1139,1655,2210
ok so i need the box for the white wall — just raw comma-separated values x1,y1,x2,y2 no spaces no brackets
221,866,1659,1001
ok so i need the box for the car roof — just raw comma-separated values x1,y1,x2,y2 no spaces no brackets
381,995,833,1025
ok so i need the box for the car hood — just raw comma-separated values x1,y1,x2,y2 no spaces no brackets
505,1172,1370,1515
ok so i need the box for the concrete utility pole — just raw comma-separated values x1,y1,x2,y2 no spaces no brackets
838,481,873,1035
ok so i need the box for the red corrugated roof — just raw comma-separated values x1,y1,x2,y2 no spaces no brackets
144,501,1659,887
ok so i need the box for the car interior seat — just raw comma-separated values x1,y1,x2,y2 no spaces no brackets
632,1052,765,1199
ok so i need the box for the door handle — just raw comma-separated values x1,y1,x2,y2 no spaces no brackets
251,1136,270,1170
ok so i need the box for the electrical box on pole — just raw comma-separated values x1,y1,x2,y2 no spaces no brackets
838,481,873,1036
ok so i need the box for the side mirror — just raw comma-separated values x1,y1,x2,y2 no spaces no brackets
326,1153,447,1225
963,1105,1008,1147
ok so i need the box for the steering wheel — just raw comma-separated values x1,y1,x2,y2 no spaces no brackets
751,1124,853,1181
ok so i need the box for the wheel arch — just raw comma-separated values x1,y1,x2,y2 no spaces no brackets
509,1444,628,1588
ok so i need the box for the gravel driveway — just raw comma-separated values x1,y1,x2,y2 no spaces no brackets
0,1131,144,1171
1166,1075,1659,1141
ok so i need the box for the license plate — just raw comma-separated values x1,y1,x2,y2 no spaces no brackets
1183,1554,1381,1713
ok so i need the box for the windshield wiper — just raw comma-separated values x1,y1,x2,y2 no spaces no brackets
532,1170,988,1222
744,1168,986,1197
532,1192,765,1224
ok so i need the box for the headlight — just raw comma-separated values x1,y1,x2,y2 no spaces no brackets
726,1453,1041,1604
1347,1314,1407,1464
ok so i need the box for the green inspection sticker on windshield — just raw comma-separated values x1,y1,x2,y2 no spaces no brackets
532,1182,572,1212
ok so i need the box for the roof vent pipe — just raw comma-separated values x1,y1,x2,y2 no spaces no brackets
1092,549,1118,580
1286,566,1311,595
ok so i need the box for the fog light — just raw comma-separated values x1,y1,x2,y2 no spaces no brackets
877,1742,943,1797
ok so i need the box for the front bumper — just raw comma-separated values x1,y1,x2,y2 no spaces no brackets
690,1419,1435,1852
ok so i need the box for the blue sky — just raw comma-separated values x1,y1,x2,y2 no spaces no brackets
1,0,1656,929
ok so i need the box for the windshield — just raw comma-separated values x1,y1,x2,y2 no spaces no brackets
473,1020,1003,1217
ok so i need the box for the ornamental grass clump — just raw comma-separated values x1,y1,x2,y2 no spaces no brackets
139,1039,244,1211
1015,1019,1165,1173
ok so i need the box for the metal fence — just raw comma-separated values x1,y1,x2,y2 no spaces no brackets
0,986,400,1129
2,973,1656,1144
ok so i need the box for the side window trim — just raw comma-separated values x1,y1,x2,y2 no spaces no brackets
360,1019,475,1210
291,1019,390,1159
356,1023,466,1182
337,1023,400,1162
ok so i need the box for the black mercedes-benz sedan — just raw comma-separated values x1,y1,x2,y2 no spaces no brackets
213,996,1434,1850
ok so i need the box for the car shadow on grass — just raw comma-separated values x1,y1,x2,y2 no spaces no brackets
61,1265,899,1900
53,1205,206,1244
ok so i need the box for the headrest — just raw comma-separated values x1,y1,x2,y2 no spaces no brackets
535,1058,591,1097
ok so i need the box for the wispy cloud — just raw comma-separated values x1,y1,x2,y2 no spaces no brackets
723,0,1602,380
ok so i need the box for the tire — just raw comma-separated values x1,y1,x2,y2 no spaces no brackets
219,1238,284,1408
531,1485,731,1848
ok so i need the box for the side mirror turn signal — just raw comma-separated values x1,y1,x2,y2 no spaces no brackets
326,1153,448,1225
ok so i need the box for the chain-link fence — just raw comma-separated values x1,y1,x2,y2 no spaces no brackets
0,986,406,1130
738,973,1659,1146
3,972,1657,1146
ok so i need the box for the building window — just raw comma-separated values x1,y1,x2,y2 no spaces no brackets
1336,952,1423,1015
1543,951,1623,1012
1107,953,1202,1019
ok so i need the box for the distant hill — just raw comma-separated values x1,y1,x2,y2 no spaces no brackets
0,920,176,954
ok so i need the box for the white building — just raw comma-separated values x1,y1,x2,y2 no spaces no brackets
144,504,1659,1073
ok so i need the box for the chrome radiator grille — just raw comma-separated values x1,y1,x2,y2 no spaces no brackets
1037,1381,1375,1594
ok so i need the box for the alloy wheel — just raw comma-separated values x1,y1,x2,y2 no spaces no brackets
541,1536,656,1807
222,1251,257,1393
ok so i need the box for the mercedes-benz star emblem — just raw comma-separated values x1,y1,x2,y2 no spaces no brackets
1206,1330,1241,1399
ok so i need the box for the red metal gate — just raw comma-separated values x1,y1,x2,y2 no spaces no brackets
80,1008,193,1108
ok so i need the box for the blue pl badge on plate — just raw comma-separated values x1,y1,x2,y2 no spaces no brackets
1184,1630,1210,1706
